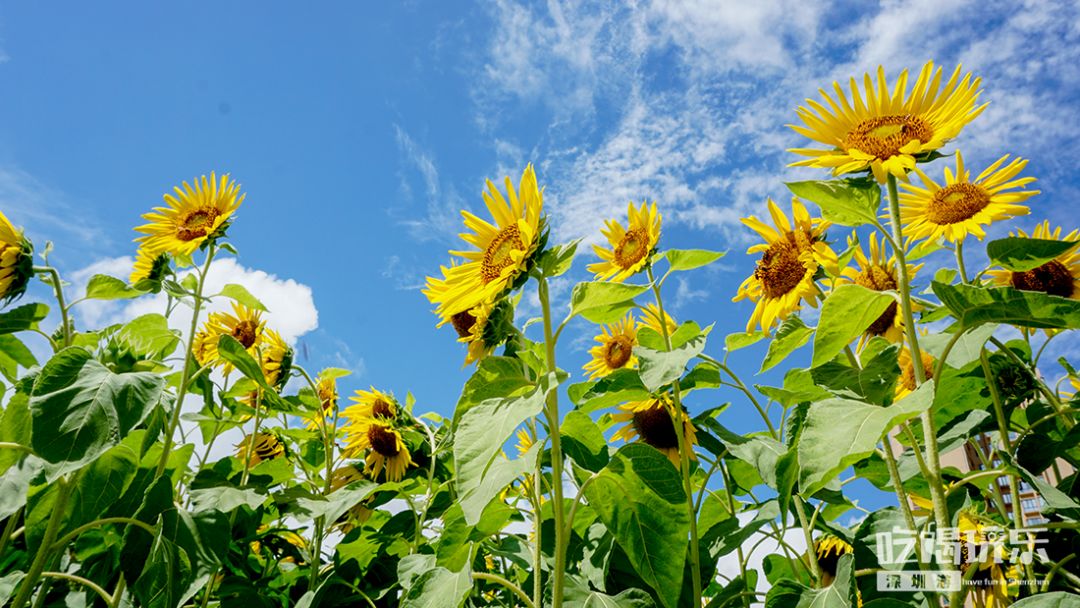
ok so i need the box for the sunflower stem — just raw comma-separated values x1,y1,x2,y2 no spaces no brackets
537,276,567,608
10,477,71,608
34,266,72,349
793,496,821,584
647,264,703,606
980,350,1025,532
954,240,970,283
156,243,217,478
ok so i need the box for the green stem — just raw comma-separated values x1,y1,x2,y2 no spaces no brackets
954,240,969,283
980,350,1024,531
720,460,752,607
10,478,72,608
50,517,157,551
39,571,112,605
537,276,567,608
0,442,33,455
34,266,72,349
0,506,22,559
108,576,126,608
472,573,536,608
155,244,217,477
702,354,778,440
793,496,821,584
878,445,924,565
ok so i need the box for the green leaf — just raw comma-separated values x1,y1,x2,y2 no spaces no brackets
216,335,268,387
569,282,650,324
583,444,689,608
756,368,830,408
85,274,144,300
664,249,725,272
189,486,267,513
1011,593,1080,607
760,317,813,373
933,282,1080,329
132,530,193,608
798,381,935,497
0,456,42,519
29,347,165,472
0,572,24,606
635,327,709,391
764,553,855,607
400,565,473,608
0,392,31,473
919,324,997,369
569,369,652,414
0,303,48,334
114,314,181,360
293,480,378,524
564,577,655,608
68,440,139,531
786,178,881,227
0,334,37,382
561,410,609,472
987,236,1079,272
539,240,579,278
811,344,900,405
725,331,766,353
812,284,894,367
218,283,267,311
454,356,532,422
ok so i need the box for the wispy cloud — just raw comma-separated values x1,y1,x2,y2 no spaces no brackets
391,124,469,244
0,166,112,258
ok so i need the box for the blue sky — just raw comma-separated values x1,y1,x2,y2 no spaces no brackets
2,1,1079,513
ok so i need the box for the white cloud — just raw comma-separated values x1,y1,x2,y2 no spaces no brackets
392,125,469,243
0,166,111,253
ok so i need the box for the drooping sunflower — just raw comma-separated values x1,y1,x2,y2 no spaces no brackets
957,511,1018,607
423,165,544,324
306,374,340,431
258,328,292,390
583,314,638,380
814,534,854,587
192,302,266,373
638,302,677,337
587,201,661,282
236,432,285,467
445,298,514,366
987,221,1078,300
896,347,936,400
129,247,170,285
788,61,985,183
838,233,920,345
135,172,244,256
251,525,307,565
733,198,838,333
0,211,34,304
330,464,374,532
612,396,697,466
344,419,414,482
899,151,1038,244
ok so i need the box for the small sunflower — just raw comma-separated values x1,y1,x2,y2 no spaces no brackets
135,172,244,256
987,221,1078,300
344,419,413,482
342,387,398,424
513,428,540,502
446,298,514,366
236,432,285,467
0,211,34,304
423,165,544,325
612,396,697,466
587,201,661,282
638,302,677,337
896,347,935,400
129,247,170,285
733,198,838,333
957,511,1017,607
192,302,266,373
306,374,340,431
788,61,985,183
838,233,920,345
330,464,374,532
583,314,638,380
899,151,1038,243
814,534,854,587
258,328,292,390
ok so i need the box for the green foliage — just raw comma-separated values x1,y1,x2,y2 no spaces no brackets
986,236,1079,272
812,284,894,367
785,178,881,227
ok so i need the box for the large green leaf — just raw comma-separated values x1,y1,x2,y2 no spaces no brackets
133,530,193,608
0,572,24,606
986,236,1079,272
663,249,725,272
0,392,31,473
0,334,37,382
798,381,935,497
561,410,609,472
1011,593,1080,607
812,284,894,367
811,344,899,405
564,576,655,607
29,347,165,472
68,440,139,530
765,554,855,607
189,486,268,513
85,274,144,300
635,327,709,391
725,331,766,353
786,178,881,227
569,282,650,324
114,314,180,360
400,565,473,608
933,282,1080,329
569,369,652,414
0,303,48,334
454,356,532,421
0,455,42,519
218,283,268,311
760,317,813,373
583,444,689,608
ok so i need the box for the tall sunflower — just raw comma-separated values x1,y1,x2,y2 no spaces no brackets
423,165,544,324
837,233,920,345
129,247,170,285
899,151,1038,243
342,387,399,424
344,419,413,482
135,172,244,256
612,396,697,466
236,432,285,467
587,201,661,282
583,314,638,380
0,211,33,304
733,198,838,333
987,221,1078,300
638,302,677,337
896,347,935,400
192,302,266,374
788,61,985,183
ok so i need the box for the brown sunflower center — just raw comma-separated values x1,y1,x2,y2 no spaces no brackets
632,404,680,450
177,208,220,242
603,335,634,369
926,183,991,225
901,352,936,392
844,114,933,160
855,266,899,335
231,320,260,348
481,226,524,283
371,399,395,419
367,425,400,457
1010,260,1074,298
450,309,477,338
614,228,650,269
755,237,809,299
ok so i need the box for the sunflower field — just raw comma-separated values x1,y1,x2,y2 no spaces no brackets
1,60,1080,608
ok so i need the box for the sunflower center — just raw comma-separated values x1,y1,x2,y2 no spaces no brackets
603,335,634,369
177,208,220,242
854,266,899,335
614,228,650,269
631,404,680,450
367,425,400,457
844,114,933,160
926,183,991,225
901,352,936,392
481,226,524,283
371,399,395,419
231,320,260,348
755,237,809,299
450,310,477,338
1010,260,1074,298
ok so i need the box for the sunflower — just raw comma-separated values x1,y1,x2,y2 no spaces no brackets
899,151,1038,244
638,302,677,337
0,211,34,304
259,328,292,390
344,419,413,482
251,525,307,565
957,511,1018,607
788,61,985,183
330,464,374,532
236,432,285,467
423,165,544,324
896,347,935,400
306,374,340,431
733,198,838,333
987,221,1078,300
135,172,244,257
814,534,854,587
583,314,638,380
587,201,661,282
612,396,698,466
513,428,540,502
192,302,266,373
342,387,398,424
129,247,170,284
838,233,920,345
